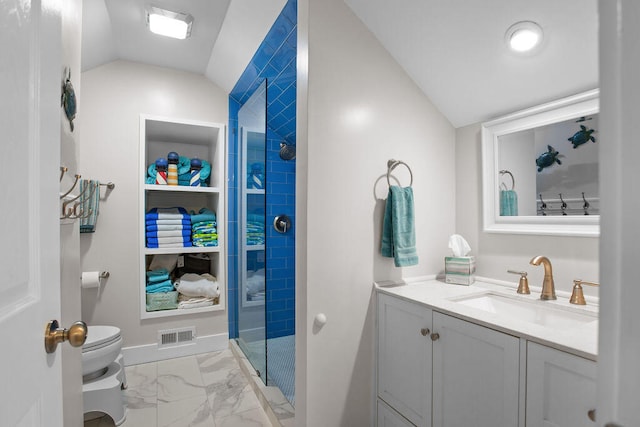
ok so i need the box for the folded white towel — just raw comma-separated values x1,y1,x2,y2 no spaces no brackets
175,273,220,298
178,295,215,309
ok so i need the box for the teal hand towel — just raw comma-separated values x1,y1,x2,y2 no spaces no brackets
381,186,419,267
500,190,518,216
80,180,100,233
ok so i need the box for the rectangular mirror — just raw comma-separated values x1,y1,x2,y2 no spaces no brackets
482,90,599,237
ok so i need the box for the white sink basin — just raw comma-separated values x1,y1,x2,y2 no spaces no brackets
452,293,597,329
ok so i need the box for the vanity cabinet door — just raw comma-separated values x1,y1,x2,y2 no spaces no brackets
378,399,418,427
431,312,520,427
378,294,432,427
526,342,596,427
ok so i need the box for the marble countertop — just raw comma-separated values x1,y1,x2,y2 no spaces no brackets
376,276,598,361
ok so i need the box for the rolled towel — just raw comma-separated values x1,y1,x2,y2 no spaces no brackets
174,273,220,298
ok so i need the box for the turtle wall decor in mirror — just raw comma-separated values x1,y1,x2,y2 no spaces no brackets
482,89,599,237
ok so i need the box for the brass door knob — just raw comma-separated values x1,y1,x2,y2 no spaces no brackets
420,328,430,336
44,320,88,354
430,333,440,341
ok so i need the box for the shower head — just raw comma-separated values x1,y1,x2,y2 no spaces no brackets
279,142,296,160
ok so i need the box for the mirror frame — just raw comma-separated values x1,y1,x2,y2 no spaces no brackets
481,89,600,237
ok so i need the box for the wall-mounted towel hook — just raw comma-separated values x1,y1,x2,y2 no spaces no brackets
60,174,81,199
538,194,547,216
582,192,590,215
499,170,515,191
60,166,68,182
559,193,567,215
386,159,413,187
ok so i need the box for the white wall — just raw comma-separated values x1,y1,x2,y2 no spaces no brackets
79,60,229,348
299,0,456,424
455,123,599,296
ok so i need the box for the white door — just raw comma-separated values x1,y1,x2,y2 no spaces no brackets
0,0,65,426
598,1,640,426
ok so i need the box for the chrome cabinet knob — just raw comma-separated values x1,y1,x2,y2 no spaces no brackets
430,332,440,341
44,320,88,354
420,328,430,336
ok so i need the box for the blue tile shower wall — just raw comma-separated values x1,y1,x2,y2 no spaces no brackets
228,0,296,339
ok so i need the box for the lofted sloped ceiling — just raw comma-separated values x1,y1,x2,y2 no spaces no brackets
82,0,598,128
345,0,598,127
81,0,286,93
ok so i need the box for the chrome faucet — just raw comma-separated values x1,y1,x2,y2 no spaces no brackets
529,256,556,300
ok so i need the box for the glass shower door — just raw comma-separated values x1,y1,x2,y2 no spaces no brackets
237,80,267,381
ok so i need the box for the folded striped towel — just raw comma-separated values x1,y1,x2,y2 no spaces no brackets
146,241,193,249
145,207,190,221
146,229,191,239
147,236,191,245
146,219,191,226
146,223,190,231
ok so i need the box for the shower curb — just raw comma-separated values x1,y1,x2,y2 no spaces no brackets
229,340,295,427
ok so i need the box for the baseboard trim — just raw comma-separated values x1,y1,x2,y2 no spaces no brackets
121,332,229,366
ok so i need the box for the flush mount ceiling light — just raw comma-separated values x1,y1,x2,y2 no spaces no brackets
146,6,193,39
505,21,543,53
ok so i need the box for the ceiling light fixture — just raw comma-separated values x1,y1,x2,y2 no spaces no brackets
505,21,543,53
146,7,193,40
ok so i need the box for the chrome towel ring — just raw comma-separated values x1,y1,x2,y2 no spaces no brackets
387,159,413,187
499,170,515,191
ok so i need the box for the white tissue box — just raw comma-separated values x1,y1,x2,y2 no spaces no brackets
445,256,476,285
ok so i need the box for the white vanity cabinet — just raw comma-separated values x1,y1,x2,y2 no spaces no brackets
377,294,520,427
432,312,520,427
377,293,432,426
526,342,597,427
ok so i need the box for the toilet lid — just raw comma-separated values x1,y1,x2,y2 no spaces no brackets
82,325,121,352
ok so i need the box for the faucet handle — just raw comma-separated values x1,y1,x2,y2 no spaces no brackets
570,279,600,305
507,270,530,295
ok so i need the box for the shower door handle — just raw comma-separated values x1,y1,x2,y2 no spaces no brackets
274,215,292,233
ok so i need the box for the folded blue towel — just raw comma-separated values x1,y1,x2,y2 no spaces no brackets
146,229,191,239
190,208,216,223
145,207,190,221
146,280,175,293
500,190,518,216
79,180,100,233
146,269,170,284
381,186,419,267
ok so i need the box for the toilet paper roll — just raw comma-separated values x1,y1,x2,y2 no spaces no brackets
81,271,102,290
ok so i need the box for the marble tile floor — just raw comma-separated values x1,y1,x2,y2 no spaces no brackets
84,349,273,427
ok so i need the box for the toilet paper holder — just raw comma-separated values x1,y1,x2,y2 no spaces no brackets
99,271,110,278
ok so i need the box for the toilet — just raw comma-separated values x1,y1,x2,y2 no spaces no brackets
82,325,127,425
